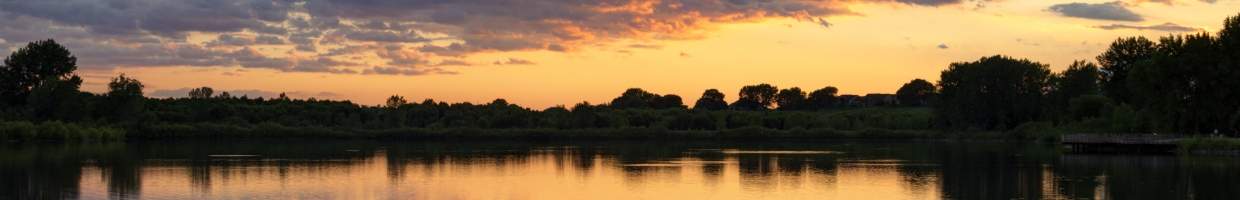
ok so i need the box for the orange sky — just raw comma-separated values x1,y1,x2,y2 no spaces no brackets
2,0,1236,109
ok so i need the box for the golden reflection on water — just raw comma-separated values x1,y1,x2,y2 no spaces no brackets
75,150,951,200
17,141,1233,200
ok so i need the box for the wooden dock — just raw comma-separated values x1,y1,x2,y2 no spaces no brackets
1061,134,1185,153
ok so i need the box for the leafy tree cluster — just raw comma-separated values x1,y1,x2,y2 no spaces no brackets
935,13,1240,135
1120,15,1240,134
610,88,684,110
0,39,145,124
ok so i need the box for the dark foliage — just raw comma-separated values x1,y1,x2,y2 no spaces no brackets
693,89,728,111
1097,37,1155,104
806,86,839,110
936,55,1052,130
0,39,78,106
731,84,777,110
896,79,936,106
775,87,807,110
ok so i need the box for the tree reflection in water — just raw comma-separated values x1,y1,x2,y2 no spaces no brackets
2,140,1239,199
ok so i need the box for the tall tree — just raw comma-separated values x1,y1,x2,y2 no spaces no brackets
104,74,145,122
26,77,86,121
1047,61,1103,121
936,55,1052,130
1097,37,1156,104
188,87,215,99
693,89,727,111
806,86,839,110
1055,61,1102,98
1129,33,1231,133
0,39,79,106
731,84,777,110
895,79,936,106
610,88,659,109
1221,14,1240,134
775,87,806,110
653,94,685,109
386,95,408,108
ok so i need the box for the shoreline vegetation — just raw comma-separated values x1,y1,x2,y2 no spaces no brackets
5,14,1240,154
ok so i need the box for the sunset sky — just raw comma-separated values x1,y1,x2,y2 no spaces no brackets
0,0,1236,109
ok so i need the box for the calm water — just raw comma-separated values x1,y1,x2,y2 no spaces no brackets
3,140,1239,200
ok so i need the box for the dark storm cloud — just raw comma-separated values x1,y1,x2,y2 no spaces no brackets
1048,2,1144,21
0,0,292,37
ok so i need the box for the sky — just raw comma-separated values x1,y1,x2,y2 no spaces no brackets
0,0,1236,109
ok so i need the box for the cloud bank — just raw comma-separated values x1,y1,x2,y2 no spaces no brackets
0,0,985,76
1048,2,1144,22
1095,22,1202,32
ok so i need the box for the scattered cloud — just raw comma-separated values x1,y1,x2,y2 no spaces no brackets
887,0,989,6
433,59,474,67
493,58,537,66
1128,0,1220,5
1048,2,1144,21
627,44,662,49
0,0,1002,76
1095,22,1202,32
813,17,832,28
362,66,456,76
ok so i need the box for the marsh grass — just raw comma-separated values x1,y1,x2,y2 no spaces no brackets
1178,137,1240,155
0,121,124,142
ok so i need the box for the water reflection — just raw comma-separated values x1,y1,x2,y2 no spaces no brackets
2,140,1240,199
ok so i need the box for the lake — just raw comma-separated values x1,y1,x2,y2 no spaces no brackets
3,140,1239,200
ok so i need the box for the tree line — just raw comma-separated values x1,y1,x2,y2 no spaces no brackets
3,13,1240,138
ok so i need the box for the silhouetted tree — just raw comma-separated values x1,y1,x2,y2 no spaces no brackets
609,88,683,109
611,88,658,109
26,77,86,121
775,87,806,110
1097,37,1155,105
731,84,777,110
653,94,685,109
806,86,839,110
104,74,145,122
693,89,727,111
0,39,78,106
896,79,936,106
936,55,1052,130
188,87,214,99
1128,30,1239,133
386,95,408,108
1055,61,1102,98
1067,95,1113,121
1048,61,1102,121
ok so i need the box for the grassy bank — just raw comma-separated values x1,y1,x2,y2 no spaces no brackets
1178,137,1240,155
0,121,124,142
